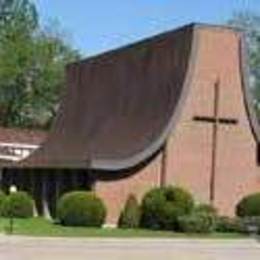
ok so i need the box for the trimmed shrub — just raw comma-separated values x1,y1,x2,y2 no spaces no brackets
178,210,216,233
118,194,140,229
195,204,217,216
242,217,260,234
140,186,194,230
57,191,106,227
2,191,33,218
236,193,260,217
215,216,244,233
178,205,216,233
0,190,6,216
140,188,165,230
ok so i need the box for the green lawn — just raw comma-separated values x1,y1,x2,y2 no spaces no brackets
0,218,250,238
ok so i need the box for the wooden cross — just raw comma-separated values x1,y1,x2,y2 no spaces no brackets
193,80,238,204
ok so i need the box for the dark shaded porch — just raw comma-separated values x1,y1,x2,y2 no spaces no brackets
1,168,94,218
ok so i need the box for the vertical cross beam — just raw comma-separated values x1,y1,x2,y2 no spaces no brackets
193,80,238,205
210,81,220,203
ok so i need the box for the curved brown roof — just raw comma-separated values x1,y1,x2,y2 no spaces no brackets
16,23,259,170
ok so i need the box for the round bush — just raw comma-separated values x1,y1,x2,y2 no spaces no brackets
57,191,106,227
178,210,216,233
140,186,194,230
2,191,33,218
118,194,140,229
236,193,260,217
0,190,6,216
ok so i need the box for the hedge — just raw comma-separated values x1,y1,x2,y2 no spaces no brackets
140,186,194,230
236,193,260,217
2,191,33,218
178,210,216,233
57,191,106,227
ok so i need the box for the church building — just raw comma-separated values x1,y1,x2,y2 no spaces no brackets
1,23,260,225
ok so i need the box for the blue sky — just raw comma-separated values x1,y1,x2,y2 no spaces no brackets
36,0,260,56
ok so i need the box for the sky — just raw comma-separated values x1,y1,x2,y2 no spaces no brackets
36,0,260,57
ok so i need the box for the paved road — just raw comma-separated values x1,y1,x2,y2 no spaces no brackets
0,236,259,260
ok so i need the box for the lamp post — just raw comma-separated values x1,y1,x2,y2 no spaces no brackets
9,185,17,235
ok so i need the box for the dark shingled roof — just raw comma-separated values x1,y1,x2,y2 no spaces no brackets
11,23,259,170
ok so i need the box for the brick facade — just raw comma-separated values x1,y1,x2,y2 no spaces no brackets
95,26,260,225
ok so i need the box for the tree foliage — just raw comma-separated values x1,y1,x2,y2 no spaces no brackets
0,0,80,128
228,11,260,117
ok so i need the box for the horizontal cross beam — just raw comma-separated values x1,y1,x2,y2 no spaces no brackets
193,116,238,125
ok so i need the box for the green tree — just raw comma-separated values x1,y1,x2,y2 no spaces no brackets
228,11,260,117
0,0,80,128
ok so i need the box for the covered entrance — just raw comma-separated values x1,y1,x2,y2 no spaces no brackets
1,168,94,218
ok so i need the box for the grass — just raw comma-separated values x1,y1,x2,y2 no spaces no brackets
0,217,250,238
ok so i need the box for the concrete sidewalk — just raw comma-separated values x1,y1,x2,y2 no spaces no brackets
0,235,259,260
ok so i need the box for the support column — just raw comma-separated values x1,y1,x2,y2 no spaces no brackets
71,171,78,190
54,171,60,218
42,173,51,220
55,171,60,202
89,169,96,191
160,143,168,187
30,171,38,217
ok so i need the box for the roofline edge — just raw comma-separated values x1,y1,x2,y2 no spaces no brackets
239,33,260,144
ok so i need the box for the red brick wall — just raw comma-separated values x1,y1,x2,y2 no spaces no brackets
95,154,162,225
166,27,260,216
96,27,260,225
